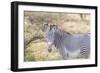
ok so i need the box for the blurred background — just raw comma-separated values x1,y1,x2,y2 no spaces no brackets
24,11,90,61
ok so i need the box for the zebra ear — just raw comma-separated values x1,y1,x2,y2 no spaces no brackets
53,25,57,29
50,25,52,30
53,23,57,27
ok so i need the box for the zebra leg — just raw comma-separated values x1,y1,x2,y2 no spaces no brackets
80,47,90,58
80,37,90,58
59,48,69,59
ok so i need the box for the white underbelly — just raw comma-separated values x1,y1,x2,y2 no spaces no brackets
68,49,80,57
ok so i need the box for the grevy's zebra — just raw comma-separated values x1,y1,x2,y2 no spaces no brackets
44,23,90,59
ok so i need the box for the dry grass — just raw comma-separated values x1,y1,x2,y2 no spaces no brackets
25,41,62,61
24,11,90,61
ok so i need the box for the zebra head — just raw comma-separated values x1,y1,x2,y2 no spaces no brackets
43,22,57,31
43,23,57,52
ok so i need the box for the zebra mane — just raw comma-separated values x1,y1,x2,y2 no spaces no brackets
56,28,71,35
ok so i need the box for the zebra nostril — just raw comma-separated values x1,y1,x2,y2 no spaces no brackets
48,49,52,53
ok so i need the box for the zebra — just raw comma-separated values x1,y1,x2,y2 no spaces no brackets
43,23,90,59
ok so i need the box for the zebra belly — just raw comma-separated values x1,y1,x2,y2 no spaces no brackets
67,49,81,57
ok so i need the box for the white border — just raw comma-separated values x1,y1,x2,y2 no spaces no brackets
18,5,96,68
